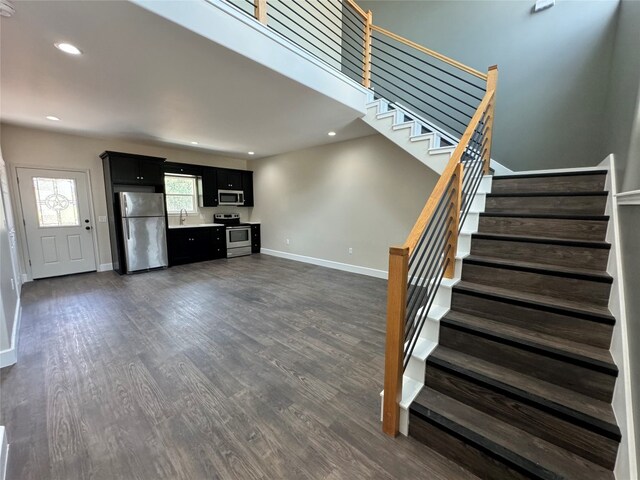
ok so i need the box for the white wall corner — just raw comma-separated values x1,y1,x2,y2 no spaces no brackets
0,297,21,369
0,426,7,480
601,154,639,480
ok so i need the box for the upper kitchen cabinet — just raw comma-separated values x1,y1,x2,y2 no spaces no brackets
242,171,254,207
217,168,243,190
199,167,218,207
163,162,203,176
101,151,165,186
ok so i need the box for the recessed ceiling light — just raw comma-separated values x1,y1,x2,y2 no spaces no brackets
248,151,255,155
328,131,336,136
46,115,60,121
55,42,82,55
190,141,199,145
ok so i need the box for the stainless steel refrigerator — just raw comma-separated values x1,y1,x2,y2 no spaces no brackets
119,192,168,273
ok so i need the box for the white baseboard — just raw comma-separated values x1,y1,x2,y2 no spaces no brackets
20,274,30,284
603,154,638,480
260,249,388,279
0,426,7,480
0,298,21,369
98,263,113,272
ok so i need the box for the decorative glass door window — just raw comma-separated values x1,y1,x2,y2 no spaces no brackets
32,177,80,227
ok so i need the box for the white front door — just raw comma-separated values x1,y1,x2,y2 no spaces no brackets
17,168,97,279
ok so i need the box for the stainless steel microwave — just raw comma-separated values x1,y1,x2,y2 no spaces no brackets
218,189,244,206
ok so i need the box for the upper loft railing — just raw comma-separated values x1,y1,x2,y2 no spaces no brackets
221,0,498,438
222,0,490,139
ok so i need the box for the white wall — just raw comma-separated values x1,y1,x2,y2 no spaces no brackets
249,132,438,273
0,146,21,365
0,123,247,278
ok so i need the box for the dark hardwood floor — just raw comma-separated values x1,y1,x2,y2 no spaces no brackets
0,255,477,480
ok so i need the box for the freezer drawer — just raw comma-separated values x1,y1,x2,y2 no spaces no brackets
122,217,168,272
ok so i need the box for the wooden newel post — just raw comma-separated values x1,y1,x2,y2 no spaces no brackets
483,65,498,174
382,246,409,436
444,163,463,279
255,0,267,24
362,10,373,88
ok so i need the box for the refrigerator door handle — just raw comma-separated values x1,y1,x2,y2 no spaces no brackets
125,218,130,240
123,194,128,217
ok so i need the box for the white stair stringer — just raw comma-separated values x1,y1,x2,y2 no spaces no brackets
365,91,454,175
364,90,514,176
380,173,493,435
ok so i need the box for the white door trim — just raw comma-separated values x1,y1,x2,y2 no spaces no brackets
12,164,100,281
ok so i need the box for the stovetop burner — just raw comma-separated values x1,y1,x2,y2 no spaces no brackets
214,213,249,227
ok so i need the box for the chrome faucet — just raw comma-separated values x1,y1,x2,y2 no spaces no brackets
179,208,188,226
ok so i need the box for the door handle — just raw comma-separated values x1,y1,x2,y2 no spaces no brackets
125,218,130,240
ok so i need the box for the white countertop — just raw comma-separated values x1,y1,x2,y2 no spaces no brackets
168,223,224,229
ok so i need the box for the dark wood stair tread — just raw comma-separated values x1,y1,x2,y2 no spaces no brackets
479,212,609,221
472,232,611,249
494,170,608,180
442,310,617,374
454,281,615,324
487,191,608,197
463,255,612,283
428,346,619,438
412,388,614,480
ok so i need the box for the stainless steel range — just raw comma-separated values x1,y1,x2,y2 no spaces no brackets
214,213,252,258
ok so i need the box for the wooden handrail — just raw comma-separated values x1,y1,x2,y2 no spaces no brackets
344,0,368,18
370,24,488,81
401,88,495,256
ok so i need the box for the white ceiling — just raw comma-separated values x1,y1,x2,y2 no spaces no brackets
0,1,374,159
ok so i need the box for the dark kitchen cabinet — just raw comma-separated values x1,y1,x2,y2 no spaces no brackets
217,169,243,190
101,151,166,274
251,224,261,253
198,167,218,207
102,151,165,186
167,226,226,266
164,162,203,176
242,171,254,207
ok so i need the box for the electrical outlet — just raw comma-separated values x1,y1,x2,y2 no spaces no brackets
286,238,290,246
348,247,353,255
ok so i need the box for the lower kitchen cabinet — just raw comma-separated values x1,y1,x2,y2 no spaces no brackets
168,226,226,266
251,224,261,253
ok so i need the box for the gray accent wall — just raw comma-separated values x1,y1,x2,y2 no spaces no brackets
605,1,640,473
359,0,620,171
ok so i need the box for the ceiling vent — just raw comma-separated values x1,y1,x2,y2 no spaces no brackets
0,0,15,17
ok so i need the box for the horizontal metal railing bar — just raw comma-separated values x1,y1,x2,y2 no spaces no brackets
406,208,453,316
408,177,455,270
371,46,484,103
405,217,453,339
371,33,486,93
370,51,480,113
269,2,351,59
403,248,451,369
341,2,367,31
370,81,467,135
295,0,361,50
371,24,487,80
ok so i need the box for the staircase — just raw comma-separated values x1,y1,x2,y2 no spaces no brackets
409,169,621,479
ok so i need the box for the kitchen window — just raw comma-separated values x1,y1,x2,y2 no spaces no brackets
164,174,198,214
